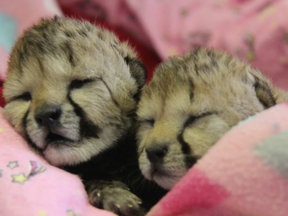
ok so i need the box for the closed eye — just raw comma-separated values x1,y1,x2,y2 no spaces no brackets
69,79,95,90
141,119,155,126
13,92,32,102
184,112,213,128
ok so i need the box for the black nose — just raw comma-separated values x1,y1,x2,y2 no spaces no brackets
35,107,62,127
146,145,168,164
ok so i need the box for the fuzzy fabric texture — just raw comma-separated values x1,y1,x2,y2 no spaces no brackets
0,108,116,216
1,96,288,216
59,0,288,91
1,1,288,216
2,1,288,89
147,103,288,216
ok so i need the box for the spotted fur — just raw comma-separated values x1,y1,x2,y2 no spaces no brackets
137,48,288,190
3,16,166,215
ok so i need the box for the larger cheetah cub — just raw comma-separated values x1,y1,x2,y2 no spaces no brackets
137,48,288,190
3,17,166,215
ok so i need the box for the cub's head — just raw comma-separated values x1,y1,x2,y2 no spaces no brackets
137,48,287,190
3,17,146,166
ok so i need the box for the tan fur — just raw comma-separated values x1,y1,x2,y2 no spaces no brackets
137,48,288,190
3,17,154,215
3,16,146,166
4,17,148,165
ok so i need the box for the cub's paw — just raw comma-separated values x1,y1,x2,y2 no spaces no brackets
88,181,145,216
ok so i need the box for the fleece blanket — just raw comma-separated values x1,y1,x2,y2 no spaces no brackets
1,92,288,216
1,1,288,216
0,108,115,216
59,0,288,91
147,103,288,216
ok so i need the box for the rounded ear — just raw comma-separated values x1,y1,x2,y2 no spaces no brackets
250,73,276,109
125,56,147,88
124,56,147,100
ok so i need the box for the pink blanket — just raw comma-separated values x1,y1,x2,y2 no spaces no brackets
147,103,288,216
2,96,288,216
0,108,115,216
59,0,288,91
1,1,288,216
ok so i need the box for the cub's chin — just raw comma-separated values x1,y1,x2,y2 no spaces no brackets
138,148,193,190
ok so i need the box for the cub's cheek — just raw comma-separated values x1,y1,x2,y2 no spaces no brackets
4,101,30,134
183,119,230,157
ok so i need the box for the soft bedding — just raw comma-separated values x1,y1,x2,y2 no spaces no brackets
147,103,288,216
1,1,288,216
59,0,288,90
0,108,115,216
1,89,288,216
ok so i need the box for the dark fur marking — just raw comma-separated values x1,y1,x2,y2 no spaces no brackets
65,31,75,38
65,42,76,67
124,56,131,65
210,58,218,67
253,75,276,108
199,63,210,73
194,62,199,75
78,30,88,37
184,113,214,128
22,110,43,153
42,32,49,40
177,132,198,169
69,77,121,117
206,49,219,68
185,155,199,168
124,56,147,101
224,56,232,66
177,132,191,155
98,32,104,40
189,80,194,101
53,16,59,22
52,16,62,27
191,50,199,75
67,94,101,139
178,113,214,167
36,42,46,54
11,92,32,102
110,44,119,53
86,26,93,33
33,22,49,34
18,49,25,62
18,51,24,74
69,79,95,90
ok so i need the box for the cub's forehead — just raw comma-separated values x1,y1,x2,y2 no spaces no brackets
140,48,258,114
146,48,252,93
7,17,136,78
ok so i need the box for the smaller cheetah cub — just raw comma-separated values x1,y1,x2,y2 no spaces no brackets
137,48,288,190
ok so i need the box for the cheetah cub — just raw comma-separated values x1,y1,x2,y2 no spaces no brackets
137,48,288,190
3,17,166,215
